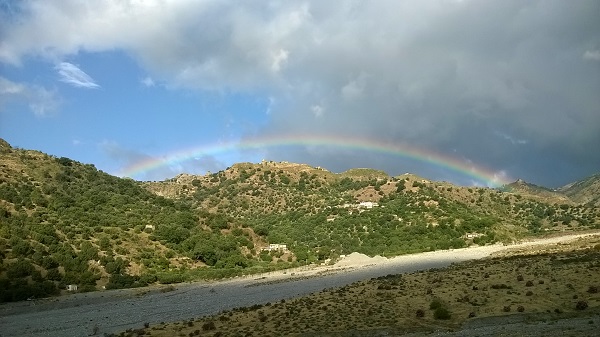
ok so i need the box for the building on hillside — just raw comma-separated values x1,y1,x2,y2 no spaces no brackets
358,201,379,209
67,284,78,292
463,232,484,239
262,243,288,252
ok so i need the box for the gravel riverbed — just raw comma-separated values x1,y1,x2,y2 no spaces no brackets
0,232,596,337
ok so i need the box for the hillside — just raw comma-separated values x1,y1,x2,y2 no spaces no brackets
559,173,600,207
501,179,571,204
0,139,599,303
144,161,599,258
0,141,271,302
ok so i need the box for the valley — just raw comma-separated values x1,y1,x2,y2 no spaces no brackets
0,139,599,336
1,232,597,337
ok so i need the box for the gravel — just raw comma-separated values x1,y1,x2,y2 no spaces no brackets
0,232,596,337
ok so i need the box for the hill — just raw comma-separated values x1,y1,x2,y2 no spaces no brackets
0,141,268,302
501,179,571,204
558,173,600,207
0,139,598,303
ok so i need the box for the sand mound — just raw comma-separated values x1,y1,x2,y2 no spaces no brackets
335,252,388,267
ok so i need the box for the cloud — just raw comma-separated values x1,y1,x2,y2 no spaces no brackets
141,76,155,87
0,77,25,94
271,49,289,73
494,131,528,145
583,50,600,61
1,1,599,186
310,104,324,118
55,62,99,88
0,76,60,116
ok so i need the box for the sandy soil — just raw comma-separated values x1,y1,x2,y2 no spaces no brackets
0,231,598,337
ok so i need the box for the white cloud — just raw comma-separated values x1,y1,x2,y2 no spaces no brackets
0,76,60,116
495,131,528,145
311,104,324,118
490,170,511,187
341,73,368,100
55,62,100,88
271,49,289,73
583,50,600,61
28,86,61,116
141,76,155,87
0,77,25,94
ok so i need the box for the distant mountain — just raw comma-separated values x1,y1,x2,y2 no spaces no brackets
0,138,598,303
558,173,600,207
501,179,571,204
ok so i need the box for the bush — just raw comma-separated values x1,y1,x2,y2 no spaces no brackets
525,280,534,287
157,273,184,284
429,298,444,310
517,305,525,312
415,309,425,318
503,305,511,312
587,286,598,294
575,301,588,310
202,321,216,331
433,307,451,320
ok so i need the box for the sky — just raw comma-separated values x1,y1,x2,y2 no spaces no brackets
1,0,599,188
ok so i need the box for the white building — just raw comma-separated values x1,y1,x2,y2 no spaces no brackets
263,243,288,251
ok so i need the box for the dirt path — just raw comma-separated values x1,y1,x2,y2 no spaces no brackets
1,231,597,337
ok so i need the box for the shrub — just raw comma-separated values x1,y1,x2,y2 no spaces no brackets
525,281,534,287
503,305,511,312
526,291,533,296
517,305,525,312
202,321,216,331
433,307,451,320
517,275,524,281
575,301,588,310
415,309,425,318
587,286,598,294
429,298,444,310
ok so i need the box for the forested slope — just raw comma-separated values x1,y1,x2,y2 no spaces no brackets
1,139,598,302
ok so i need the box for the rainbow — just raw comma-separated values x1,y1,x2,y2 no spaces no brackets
121,134,511,187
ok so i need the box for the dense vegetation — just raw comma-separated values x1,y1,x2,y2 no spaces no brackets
1,139,598,302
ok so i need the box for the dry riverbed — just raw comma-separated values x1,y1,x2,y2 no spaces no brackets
1,231,598,337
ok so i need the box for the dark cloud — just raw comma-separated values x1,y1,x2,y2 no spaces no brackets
2,1,599,187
